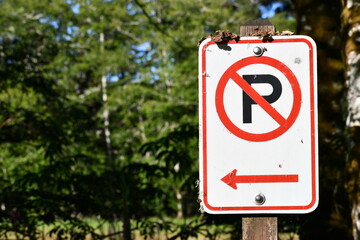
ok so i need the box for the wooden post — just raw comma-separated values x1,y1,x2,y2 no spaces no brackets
240,20,278,240
242,217,277,240
240,19,276,37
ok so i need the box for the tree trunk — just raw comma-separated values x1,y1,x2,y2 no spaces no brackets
122,211,132,240
293,0,353,239
99,31,113,164
341,1,360,239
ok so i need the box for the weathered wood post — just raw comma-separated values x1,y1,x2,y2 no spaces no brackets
242,216,277,240
240,19,275,37
240,20,278,240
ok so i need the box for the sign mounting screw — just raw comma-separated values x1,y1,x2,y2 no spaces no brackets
253,46,264,56
254,193,266,205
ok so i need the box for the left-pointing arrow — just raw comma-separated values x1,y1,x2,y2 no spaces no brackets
221,169,299,190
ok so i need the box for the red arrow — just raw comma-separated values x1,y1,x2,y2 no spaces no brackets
221,169,299,190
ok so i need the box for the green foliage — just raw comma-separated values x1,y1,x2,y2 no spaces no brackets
0,0,299,239
269,12,296,32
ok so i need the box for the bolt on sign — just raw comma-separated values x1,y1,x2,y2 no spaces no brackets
198,36,318,214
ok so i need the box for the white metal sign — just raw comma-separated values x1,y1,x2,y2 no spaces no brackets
198,36,318,214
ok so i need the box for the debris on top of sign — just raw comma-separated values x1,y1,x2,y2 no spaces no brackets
211,30,240,43
249,30,294,38
280,30,294,36
197,35,212,46
197,29,294,46
197,30,239,46
250,29,276,38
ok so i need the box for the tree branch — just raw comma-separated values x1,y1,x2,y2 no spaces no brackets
132,0,166,35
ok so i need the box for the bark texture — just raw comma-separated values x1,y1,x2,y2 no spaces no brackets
242,217,277,240
342,1,360,239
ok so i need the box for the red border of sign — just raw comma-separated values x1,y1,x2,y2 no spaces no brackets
215,56,301,142
201,38,317,212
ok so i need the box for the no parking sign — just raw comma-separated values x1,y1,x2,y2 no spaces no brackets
198,36,318,214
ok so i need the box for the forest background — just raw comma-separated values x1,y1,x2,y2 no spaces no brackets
0,0,360,240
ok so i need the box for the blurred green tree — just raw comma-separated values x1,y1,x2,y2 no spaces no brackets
0,0,263,239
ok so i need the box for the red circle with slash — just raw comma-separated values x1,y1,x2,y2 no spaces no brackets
215,56,301,142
